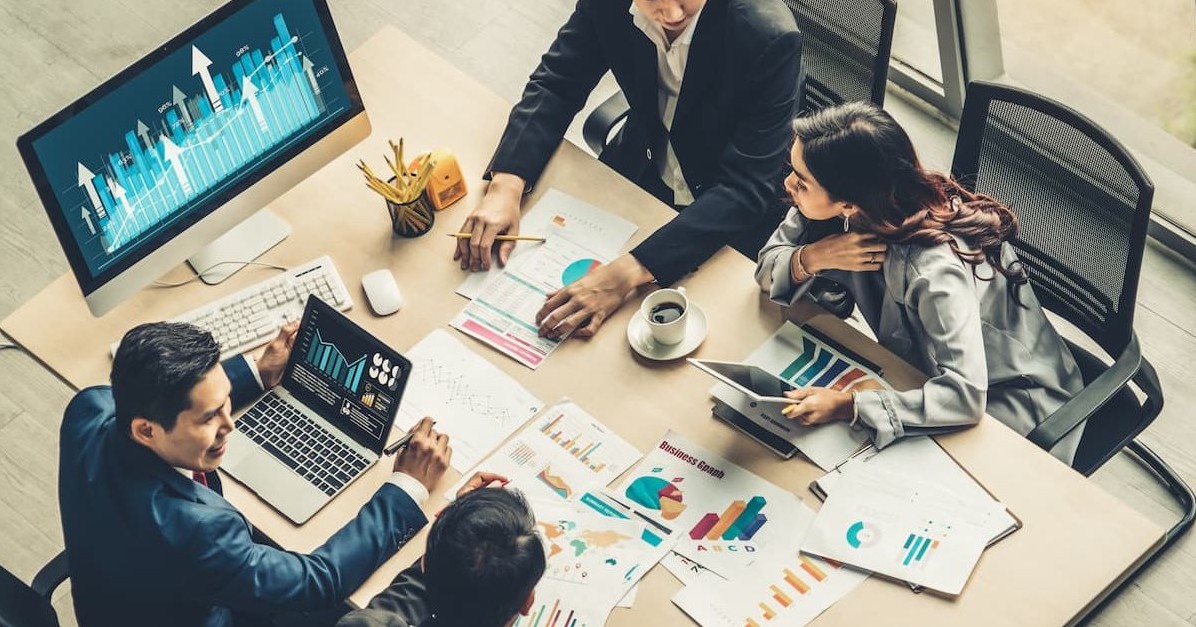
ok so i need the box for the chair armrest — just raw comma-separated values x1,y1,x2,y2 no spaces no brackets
582,91,631,156
1027,334,1143,451
30,550,68,598
1133,353,1164,419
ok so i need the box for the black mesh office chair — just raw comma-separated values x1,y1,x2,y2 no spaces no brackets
951,80,1194,608
0,552,68,627
581,0,898,154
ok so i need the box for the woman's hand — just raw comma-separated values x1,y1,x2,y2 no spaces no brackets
535,254,654,339
803,233,889,273
780,388,854,426
454,173,525,271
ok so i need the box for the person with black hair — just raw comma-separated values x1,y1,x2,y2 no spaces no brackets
756,102,1085,464
58,321,452,627
339,481,546,627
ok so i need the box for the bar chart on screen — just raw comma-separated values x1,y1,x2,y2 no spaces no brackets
30,0,351,277
304,329,366,393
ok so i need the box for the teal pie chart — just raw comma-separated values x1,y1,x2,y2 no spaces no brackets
561,259,602,286
846,520,882,548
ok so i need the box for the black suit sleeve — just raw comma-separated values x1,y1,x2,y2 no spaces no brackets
336,560,429,627
630,31,803,285
486,0,608,188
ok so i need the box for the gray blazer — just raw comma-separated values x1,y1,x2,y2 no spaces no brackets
337,562,430,627
756,207,1085,464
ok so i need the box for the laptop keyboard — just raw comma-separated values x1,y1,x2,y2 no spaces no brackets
237,393,371,496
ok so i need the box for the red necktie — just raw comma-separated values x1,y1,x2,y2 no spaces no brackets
192,471,209,488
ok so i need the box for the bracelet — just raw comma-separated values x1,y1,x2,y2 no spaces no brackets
848,390,862,430
793,245,815,282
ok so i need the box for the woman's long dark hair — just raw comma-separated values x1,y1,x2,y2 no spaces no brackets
793,102,1027,292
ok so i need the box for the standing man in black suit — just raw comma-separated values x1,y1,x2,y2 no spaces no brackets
453,0,802,339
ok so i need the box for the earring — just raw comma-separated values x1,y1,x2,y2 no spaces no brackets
843,214,850,232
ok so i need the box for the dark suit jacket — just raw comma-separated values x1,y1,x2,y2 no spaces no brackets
59,357,428,627
487,0,802,285
336,561,429,627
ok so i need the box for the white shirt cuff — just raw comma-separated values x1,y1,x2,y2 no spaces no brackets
242,354,265,390
386,472,430,506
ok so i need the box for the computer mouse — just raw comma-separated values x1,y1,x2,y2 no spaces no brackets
361,269,403,316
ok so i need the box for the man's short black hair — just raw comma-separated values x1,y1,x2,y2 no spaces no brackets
424,488,546,626
111,322,221,434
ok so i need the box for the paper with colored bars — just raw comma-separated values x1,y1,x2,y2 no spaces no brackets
445,399,642,502
801,466,1005,595
672,480,868,627
395,330,542,472
611,430,810,579
674,552,868,627
451,233,607,369
456,189,638,300
710,322,891,470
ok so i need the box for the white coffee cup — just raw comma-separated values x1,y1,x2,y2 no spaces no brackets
641,287,690,345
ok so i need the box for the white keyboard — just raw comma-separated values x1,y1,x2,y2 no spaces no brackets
110,256,353,361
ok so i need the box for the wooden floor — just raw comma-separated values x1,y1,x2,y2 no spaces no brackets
2,1,1195,625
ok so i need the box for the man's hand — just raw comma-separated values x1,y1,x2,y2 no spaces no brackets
535,254,654,339
255,322,299,389
803,233,889,274
393,417,451,492
455,173,525,271
780,388,854,426
455,471,510,499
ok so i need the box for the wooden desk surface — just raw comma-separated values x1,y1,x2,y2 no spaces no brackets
2,26,1163,627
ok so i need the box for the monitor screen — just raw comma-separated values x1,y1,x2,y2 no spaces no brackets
18,0,359,296
285,296,407,453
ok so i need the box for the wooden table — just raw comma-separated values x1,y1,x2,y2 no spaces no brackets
1,26,1163,627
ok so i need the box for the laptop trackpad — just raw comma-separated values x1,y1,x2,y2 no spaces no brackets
231,447,326,524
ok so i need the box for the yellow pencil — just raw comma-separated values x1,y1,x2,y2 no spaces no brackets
444,233,547,242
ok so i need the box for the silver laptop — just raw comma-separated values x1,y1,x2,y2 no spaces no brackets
221,295,409,524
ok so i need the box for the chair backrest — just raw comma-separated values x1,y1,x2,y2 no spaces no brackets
0,566,58,627
950,80,1153,358
781,0,897,113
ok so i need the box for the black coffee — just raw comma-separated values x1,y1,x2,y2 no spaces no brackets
650,302,685,324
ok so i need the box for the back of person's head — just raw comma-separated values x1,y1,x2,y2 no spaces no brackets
792,102,1027,290
424,488,546,627
111,322,221,434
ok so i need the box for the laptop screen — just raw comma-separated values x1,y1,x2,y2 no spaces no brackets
282,296,409,453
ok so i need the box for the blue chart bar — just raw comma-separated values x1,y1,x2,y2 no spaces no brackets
80,12,327,254
305,330,367,393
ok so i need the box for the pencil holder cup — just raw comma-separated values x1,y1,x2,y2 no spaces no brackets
385,178,435,238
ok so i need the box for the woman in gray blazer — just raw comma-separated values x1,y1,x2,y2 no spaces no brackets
755,103,1084,464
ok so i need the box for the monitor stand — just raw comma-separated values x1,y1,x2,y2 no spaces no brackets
187,209,291,285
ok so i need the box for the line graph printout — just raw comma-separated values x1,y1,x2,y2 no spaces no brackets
397,330,543,471
445,399,642,503
28,0,351,278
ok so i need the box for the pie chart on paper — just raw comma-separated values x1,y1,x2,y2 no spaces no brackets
561,259,602,286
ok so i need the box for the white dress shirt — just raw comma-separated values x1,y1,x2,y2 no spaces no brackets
629,4,705,206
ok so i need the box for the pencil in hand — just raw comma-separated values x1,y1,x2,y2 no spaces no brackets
445,233,546,243
384,419,438,456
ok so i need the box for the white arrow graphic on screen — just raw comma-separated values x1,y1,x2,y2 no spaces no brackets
191,46,224,113
109,178,135,219
80,206,96,236
76,163,107,220
136,120,153,151
240,76,269,134
159,135,193,196
301,55,321,95
172,85,193,129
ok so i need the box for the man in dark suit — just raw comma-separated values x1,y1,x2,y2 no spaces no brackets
58,322,451,627
338,486,545,627
453,0,802,339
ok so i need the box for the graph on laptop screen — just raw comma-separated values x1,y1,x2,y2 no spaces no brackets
28,0,351,279
289,302,403,446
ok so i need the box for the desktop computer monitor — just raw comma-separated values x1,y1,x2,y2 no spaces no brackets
16,0,368,316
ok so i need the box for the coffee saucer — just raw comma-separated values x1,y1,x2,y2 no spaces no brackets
627,303,708,361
